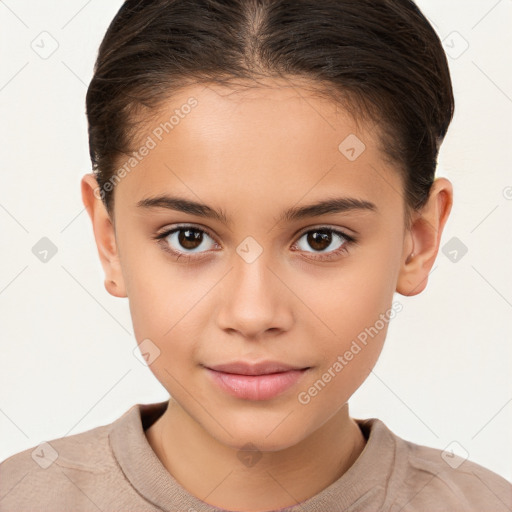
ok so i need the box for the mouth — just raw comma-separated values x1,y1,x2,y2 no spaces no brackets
203,362,311,401
205,361,310,376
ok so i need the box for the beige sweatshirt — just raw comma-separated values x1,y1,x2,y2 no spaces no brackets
1,400,511,511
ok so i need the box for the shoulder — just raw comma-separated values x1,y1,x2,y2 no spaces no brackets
0,408,135,511
384,424,512,511
1,418,114,472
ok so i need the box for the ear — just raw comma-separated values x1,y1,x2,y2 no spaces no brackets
81,173,127,298
396,177,453,296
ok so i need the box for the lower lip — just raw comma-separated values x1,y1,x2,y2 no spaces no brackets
205,368,310,401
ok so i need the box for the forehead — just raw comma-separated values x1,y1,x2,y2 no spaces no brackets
114,78,404,219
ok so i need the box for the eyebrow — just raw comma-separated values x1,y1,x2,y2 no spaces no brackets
136,194,377,225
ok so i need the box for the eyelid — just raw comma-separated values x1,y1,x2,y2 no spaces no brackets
154,223,220,244
294,223,356,240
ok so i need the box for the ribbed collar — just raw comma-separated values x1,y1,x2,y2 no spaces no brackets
109,400,402,512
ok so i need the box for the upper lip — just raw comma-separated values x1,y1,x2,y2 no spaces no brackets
205,361,309,376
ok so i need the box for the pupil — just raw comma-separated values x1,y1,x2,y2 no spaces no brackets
179,229,202,249
308,230,331,251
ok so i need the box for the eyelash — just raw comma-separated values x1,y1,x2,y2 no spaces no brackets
152,224,357,263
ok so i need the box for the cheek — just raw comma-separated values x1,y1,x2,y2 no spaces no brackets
298,297,392,413
298,235,400,390
120,236,183,333
128,279,201,392
122,248,213,376
302,254,398,351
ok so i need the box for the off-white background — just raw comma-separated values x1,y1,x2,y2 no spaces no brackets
1,0,511,484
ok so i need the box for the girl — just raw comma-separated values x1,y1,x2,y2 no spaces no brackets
1,1,511,510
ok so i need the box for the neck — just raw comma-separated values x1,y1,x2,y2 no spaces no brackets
145,398,366,511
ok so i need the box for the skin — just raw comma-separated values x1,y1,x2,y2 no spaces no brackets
81,78,452,511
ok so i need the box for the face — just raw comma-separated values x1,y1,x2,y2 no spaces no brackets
106,79,411,451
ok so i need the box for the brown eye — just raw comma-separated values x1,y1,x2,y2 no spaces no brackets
155,225,218,258
306,230,333,251
177,228,204,250
292,227,356,262
296,228,349,254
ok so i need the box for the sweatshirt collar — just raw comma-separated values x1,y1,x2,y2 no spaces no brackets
109,400,399,511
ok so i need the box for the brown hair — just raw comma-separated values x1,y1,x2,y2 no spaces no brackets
86,0,454,225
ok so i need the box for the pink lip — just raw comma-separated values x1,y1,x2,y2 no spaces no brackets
205,367,310,401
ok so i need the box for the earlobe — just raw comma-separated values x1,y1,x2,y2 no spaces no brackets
396,177,453,297
81,173,128,298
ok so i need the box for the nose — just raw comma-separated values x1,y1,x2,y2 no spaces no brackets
215,252,294,341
